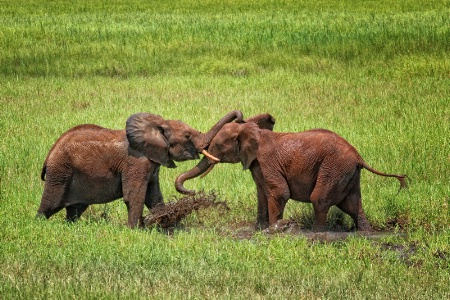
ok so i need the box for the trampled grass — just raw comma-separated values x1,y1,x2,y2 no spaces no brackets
1,0,449,299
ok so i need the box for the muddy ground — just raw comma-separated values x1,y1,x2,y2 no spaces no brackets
143,191,402,242
142,192,448,267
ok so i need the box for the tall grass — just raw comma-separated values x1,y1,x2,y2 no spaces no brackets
1,0,448,77
1,0,449,298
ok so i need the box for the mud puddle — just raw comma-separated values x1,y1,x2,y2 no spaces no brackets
228,219,406,242
143,191,406,243
143,191,229,229
141,192,449,268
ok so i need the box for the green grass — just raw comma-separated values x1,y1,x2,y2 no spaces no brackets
1,0,449,298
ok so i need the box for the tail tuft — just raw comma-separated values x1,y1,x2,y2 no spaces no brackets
361,162,408,191
398,175,408,189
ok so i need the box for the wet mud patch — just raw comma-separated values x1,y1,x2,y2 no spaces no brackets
143,191,229,230
378,242,449,268
142,193,448,269
227,219,404,242
143,191,407,243
379,241,421,267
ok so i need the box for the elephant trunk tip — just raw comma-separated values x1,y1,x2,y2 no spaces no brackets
175,174,196,195
198,110,245,150
233,110,244,123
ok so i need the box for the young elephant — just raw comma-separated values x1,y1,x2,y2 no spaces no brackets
37,111,243,228
175,114,407,231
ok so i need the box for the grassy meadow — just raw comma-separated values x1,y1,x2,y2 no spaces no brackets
1,0,449,298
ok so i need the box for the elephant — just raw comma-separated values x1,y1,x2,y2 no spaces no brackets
37,110,243,227
175,113,407,231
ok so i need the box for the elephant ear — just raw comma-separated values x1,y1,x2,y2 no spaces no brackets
126,113,176,168
238,123,260,170
244,113,275,131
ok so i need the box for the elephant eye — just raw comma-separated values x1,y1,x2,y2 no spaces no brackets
185,133,191,140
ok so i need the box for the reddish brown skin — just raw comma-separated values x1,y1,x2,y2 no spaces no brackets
176,114,406,231
38,111,243,228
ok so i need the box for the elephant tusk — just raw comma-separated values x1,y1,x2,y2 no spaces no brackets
200,164,216,178
201,149,220,162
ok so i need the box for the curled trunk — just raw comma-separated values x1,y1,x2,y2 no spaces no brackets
175,157,213,194
194,110,243,151
177,110,242,194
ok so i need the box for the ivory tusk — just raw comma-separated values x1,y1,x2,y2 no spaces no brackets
201,149,220,162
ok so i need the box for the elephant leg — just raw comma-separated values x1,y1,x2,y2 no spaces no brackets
36,180,69,219
122,161,154,228
267,195,289,225
65,204,89,222
124,201,146,228
145,166,164,210
255,182,269,229
337,184,373,232
310,204,329,231
309,182,335,232
265,181,290,226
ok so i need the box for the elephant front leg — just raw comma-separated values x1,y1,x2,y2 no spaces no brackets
66,204,89,222
265,179,290,227
124,200,146,228
145,166,164,210
123,162,154,228
267,194,289,226
256,185,269,229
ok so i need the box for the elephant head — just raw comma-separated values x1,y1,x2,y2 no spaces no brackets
175,113,275,194
126,110,243,168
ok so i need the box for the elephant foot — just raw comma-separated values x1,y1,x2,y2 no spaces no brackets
267,219,292,233
35,212,47,219
255,221,269,231
356,216,374,232
357,224,374,232
311,223,327,232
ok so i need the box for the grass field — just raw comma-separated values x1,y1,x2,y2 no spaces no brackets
1,0,449,298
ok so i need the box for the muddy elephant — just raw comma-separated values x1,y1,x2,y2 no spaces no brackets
175,114,407,231
37,110,243,227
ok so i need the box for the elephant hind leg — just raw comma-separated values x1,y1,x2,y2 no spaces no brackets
66,204,89,222
309,183,335,231
310,202,330,232
337,183,373,232
37,179,70,219
36,206,64,219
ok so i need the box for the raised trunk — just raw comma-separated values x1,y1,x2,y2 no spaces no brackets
175,157,212,194
194,110,243,151
177,110,242,195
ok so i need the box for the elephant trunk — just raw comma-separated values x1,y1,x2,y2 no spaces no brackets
175,157,214,195
195,110,243,151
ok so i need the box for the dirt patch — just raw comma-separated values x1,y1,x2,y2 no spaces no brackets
143,192,401,243
141,193,448,269
143,191,229,229
226,219,403,242
379,241,420,267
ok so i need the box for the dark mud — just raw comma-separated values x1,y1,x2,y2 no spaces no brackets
143,191,229,229
143,191,405,243
227,219,406,242
141,192,449,268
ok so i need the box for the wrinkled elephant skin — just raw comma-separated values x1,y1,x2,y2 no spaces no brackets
37,111,243,227
175,114,407,231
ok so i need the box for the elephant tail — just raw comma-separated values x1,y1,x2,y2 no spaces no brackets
360,162,408,190
41,163,47,181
